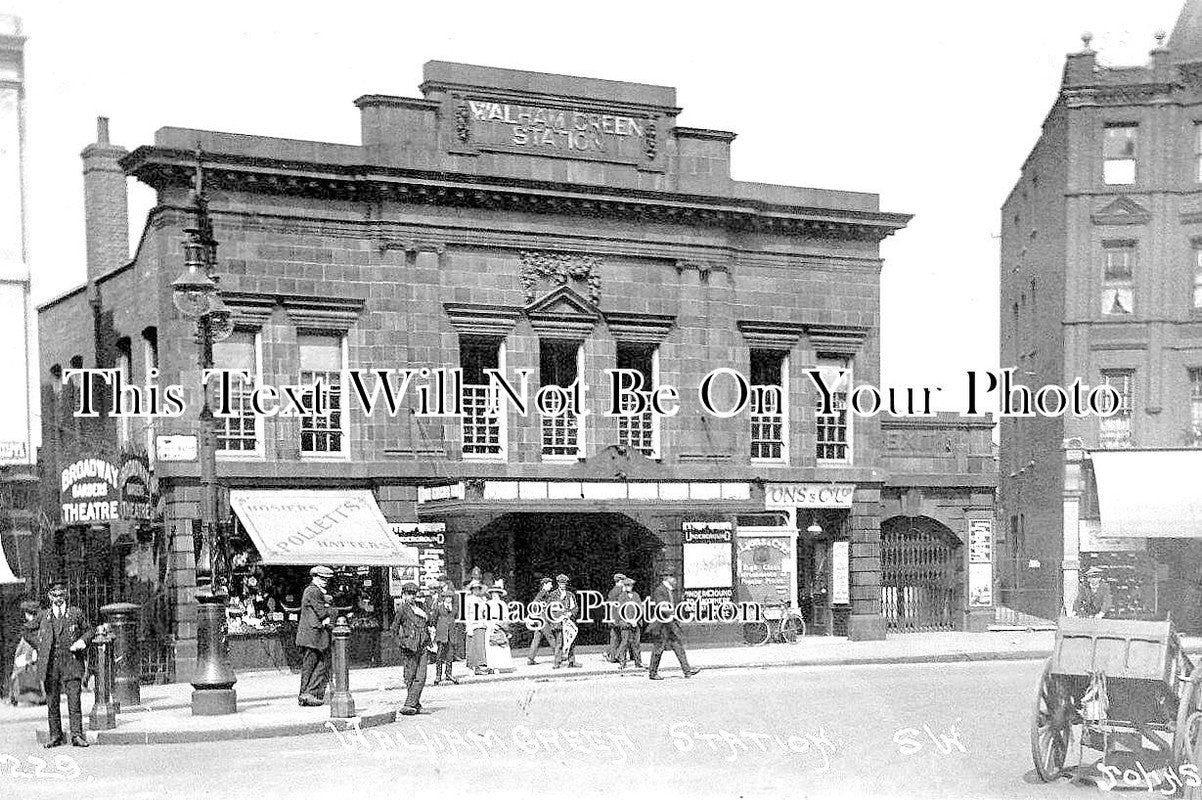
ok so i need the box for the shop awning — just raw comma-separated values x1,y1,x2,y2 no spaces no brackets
1091,450,1202,538
229,489,419,566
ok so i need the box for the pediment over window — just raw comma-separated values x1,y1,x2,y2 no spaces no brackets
1091,196,1151,226
525,285,599,338
443,303,521,337
605,312,676,344
807,324,869,355
736,319,807,348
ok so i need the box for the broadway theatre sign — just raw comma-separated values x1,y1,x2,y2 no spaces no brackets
60,454,158,524
229,489,419,567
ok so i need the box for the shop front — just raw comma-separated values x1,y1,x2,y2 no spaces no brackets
222,489,420,671
1067,447,1202,630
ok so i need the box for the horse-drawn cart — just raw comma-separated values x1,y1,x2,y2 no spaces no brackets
1032,617,1202,788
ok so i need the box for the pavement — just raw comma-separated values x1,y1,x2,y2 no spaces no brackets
0,630,1068,744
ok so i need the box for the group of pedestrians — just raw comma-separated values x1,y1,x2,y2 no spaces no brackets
5,582,97,748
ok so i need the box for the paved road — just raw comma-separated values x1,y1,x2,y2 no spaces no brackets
0,659,1141,800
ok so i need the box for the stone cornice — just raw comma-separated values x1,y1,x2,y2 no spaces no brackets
122,146,911,242
807,324,870,355
221,291,366,331
442,303,521,338
736,319,807,348
604,312,676,344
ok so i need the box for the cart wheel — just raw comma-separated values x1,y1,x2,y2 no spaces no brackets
1177,672,1202,766
742,621,771,646
780,614,806,644
1186,712,1202,800
1031,658,1071,782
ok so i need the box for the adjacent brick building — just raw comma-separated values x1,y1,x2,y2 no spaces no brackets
37,62,995,680
1000,0,1202,628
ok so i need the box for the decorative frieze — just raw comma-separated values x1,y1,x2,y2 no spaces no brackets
518,251,602,305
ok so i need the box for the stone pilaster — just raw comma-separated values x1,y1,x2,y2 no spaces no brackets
847,484,885,640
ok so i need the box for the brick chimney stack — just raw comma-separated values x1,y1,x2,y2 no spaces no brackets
80,116,129,281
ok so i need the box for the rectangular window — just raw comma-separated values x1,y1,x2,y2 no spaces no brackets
1099,369,1134,449
460,338,505,459
115,340,132,451
815,356,851,463
1194,242,1202,311
142,329,158,465
1102,240,1135,316
539,340,582,459
616,343,659,458
299,334,345,456
750,349,787,462
1191,368,1202,447
1196,123,1202,182
1103,124,1138,185
212,331,259,454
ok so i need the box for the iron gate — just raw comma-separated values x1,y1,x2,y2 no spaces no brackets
880,518,960,632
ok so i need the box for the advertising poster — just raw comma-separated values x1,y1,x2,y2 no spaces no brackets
682,521,733,602
389,522,447,595
735,536,793,607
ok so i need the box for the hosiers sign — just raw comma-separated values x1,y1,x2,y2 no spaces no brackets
59,454,160,524
459,99,657,163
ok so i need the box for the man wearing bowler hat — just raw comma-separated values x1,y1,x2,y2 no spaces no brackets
390,582,431,715
646,572,701,681
296,565,335,706
36,582,93,747
1074,566,1113,619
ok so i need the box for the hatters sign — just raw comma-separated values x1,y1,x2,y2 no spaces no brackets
462,100,653,162
764,483,855,509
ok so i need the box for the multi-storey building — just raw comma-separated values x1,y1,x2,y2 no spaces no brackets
37,62,995,680
1000,0,1202,627
0,15,38,683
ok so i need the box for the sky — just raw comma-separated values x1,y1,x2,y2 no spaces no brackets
2,0,1188,413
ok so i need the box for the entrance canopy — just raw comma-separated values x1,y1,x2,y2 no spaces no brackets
229,489,419,566
1091,450,1202,538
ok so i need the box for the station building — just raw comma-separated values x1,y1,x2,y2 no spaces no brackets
36,62,995,680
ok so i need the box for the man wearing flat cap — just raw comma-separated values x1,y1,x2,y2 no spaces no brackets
646,572,700,680
390,582,431,714
526,576,557,665
550,573,581,669
604,573,628,663
1074,566,1113,619
36,582,93,747
296,566,335,706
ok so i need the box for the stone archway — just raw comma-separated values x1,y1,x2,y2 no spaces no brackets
880,515,962,632
466,512,664,646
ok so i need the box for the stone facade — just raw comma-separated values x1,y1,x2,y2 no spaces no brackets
1000,1,1202,623
39,62,930,678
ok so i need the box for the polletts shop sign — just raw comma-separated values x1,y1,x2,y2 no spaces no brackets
60,455,159,524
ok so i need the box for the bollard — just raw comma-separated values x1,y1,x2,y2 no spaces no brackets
191,592,238,715
100,602,141,710
88,625,116,731
329,616,355,719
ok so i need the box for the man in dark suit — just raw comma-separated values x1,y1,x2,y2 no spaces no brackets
429,590,459,686
390,582,431,715
604,573,627,663
36,582,93,748
296,565,334,706
646,573,701,681
550,573,581,669
526,576,557,665
615,577,645,670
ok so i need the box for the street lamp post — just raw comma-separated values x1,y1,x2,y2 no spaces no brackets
172,161,238,715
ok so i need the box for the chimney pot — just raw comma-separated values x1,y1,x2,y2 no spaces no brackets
97,117,109,145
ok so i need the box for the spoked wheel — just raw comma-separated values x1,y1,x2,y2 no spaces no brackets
1187,711,1202,800
742,621,771,646
780,614,806,643
1031,658,1072,782
1175,671,1202,765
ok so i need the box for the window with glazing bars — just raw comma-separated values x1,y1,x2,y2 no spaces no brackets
539,339,580,458
616,343,657,457
1099,369,1134,448
1102,240,1135,316
750,349,786,461
460,338,503,457
815,356,851,462
299,334,344,454
212,331,258,452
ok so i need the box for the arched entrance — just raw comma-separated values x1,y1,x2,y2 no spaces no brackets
467,513,663,646
880,516,962,632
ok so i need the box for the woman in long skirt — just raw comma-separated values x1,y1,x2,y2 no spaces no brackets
8,600,45,706
463,580,490,674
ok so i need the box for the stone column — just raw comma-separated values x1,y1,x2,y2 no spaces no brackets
847,484,885,641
